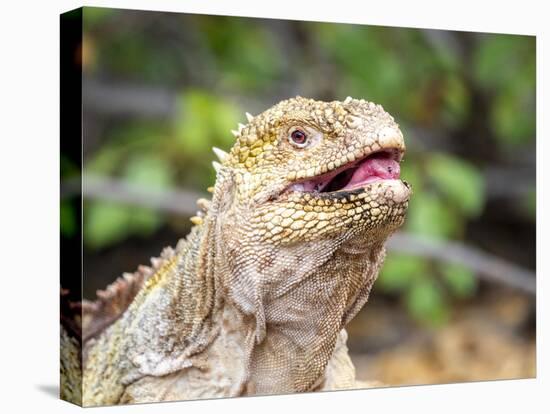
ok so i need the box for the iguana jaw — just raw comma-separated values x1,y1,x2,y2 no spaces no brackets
285,148,403,196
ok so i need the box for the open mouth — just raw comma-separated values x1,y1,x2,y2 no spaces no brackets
289,149,402,194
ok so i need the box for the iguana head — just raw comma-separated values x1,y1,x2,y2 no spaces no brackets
208,97,412,347
213,96,411,246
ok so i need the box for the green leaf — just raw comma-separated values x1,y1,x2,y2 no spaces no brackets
199,19,283,90
405,278,448,326
426,153,485,217
84,201,131,249
406,192,459,238
123,155,174,235
379,254,427,293
83,7,115,27
123,154,173,189
491,86,535,145
85,152,178,249
175,91,240,155
314,25,406,108
85,145,124,176
128,208,163,237
441,263,477,298
175,93,212,155
441,75,470,128
473,34,535,146
473,34,534,89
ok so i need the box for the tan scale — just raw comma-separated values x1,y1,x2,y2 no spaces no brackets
62,96,412,406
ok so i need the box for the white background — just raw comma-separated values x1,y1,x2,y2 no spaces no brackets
0,0,547,412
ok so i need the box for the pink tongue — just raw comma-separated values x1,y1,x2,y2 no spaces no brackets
345,157,400,189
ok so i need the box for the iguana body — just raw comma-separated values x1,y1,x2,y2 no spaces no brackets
69,96,411,405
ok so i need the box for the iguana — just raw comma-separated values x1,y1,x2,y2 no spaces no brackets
61,96,411,406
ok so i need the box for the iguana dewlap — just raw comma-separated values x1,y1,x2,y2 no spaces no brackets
70,96,411,405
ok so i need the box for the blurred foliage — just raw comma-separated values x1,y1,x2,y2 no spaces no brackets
86,155,175,248
63,8,536,326
474,35,536,145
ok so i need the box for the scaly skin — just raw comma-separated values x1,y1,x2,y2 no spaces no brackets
78,96,411,405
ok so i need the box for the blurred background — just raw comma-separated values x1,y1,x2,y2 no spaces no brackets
61,7,536,387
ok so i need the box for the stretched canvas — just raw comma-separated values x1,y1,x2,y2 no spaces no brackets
60,6,536,407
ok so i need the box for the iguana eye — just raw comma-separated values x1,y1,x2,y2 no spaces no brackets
289,128,309,147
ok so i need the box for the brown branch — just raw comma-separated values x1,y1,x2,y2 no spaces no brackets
82,79,534,201
387,233,535,295
62,175,206,217
83,78,177,119
62,175,536,295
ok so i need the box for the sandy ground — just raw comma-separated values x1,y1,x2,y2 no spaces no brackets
347,287,535,387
